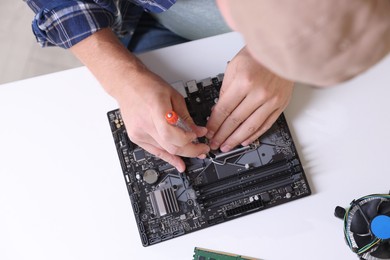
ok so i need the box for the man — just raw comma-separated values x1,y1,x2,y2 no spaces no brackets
25,0,390,172
217,0,390,85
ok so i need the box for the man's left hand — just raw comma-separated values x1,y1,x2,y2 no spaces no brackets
206,46,293,152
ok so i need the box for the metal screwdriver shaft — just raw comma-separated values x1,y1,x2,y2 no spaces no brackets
165,110,199,143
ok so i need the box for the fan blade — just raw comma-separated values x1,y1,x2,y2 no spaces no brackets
351,199,382,234
370,241,390,259
361,199,382,220
351,210,370,234
378,200,390,216
353,233,374,248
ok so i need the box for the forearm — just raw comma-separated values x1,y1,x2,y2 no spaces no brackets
70,28,147,99
70,28,209,170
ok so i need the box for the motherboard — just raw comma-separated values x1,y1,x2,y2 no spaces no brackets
107,74,311,246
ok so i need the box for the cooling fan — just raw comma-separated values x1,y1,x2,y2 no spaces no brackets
335,193,390,259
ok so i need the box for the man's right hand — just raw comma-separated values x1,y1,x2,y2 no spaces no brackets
70,28,209,172
116,69,210,172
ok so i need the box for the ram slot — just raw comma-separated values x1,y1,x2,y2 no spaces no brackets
201,175,294,209
197,160,291,198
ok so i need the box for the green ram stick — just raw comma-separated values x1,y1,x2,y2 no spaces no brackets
193,247,260,260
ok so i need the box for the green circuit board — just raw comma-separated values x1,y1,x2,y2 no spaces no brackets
193,247,259,260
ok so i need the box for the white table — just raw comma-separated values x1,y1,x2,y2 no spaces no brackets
1,32,389,260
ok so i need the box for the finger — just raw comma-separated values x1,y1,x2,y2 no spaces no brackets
141,119,210,158
192,125,208,138
197,154,207,159
241,109,283,147
150,95,198,147
133,131,209,162
207,95,262,150
156,135,211,158
219,102,278,152
160,122,199,146
205,81,246,140
171,93,208,137
137,141,187,172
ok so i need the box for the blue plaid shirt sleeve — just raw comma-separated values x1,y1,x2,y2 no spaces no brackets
25,0,175,49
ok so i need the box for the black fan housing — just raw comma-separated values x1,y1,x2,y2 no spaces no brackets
335,193,390,260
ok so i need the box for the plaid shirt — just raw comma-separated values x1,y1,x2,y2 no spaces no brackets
25,0,176,48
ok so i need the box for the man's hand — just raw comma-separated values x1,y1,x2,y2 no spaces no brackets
70,28,209,172
116,69,210,172
206,47,293,152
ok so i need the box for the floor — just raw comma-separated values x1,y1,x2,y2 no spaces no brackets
0,1,82,85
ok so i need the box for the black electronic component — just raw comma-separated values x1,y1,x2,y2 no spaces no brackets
260,192,271,203
107,74,311,246
335,193,390,259
133,149,146,162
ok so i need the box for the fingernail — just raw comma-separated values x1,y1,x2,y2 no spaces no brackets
196,126,206,132
210,141,219,150
206,131,214,139
220,144,232,153
177,165,185,173
197,154,206,159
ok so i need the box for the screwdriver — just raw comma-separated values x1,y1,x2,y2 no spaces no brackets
165,110,209,159
165,110,203,144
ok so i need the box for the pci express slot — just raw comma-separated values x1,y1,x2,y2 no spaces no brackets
200,172,295,209
197,160,291,197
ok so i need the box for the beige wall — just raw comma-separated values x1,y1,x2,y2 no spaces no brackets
0,1,81,84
